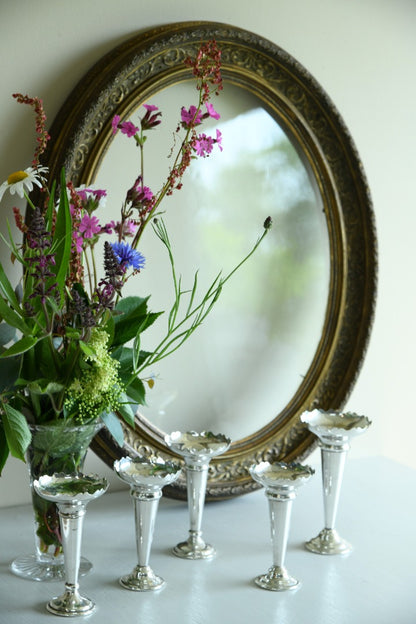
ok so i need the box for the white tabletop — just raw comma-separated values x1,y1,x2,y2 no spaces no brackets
0,456,414,624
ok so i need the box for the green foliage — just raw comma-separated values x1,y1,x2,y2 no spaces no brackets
100,410,124,446
50,169,73,301
111,296,162,348
0,426,9,474
1,403,31,461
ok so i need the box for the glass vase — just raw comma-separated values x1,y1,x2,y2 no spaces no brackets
10,420,102,581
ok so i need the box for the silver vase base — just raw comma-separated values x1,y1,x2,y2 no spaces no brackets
172,531,216,560
305,528,352,555
10,554,93,582
47,588,95,617
119,565,166,591
254,565,300,592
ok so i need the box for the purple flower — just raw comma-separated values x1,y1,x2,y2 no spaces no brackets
205,102,220,120
111,242,145,271
126,176,154,208
215,129,223,152
104,219,137,238
194,133,214,157
141,104,162,130
73,233,84,253
79,214,101,239
119,121,140,138
181,105,203,128
111,115,121,134
121,219,138,237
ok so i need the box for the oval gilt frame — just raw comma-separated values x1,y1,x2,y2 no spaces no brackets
41,22,377,500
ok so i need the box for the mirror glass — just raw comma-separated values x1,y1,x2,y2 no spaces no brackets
94,82,330,441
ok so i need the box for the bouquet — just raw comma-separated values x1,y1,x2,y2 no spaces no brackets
0,40,271,474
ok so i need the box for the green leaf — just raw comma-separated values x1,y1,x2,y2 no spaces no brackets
0,354,21,392
19,337,64,389
23,379,65,396
125,376,146,406
0,425,10,474
0,322,17,346
100,411,124,447
45,180,57,231
117,395,135,427
50,169,72,300
79,340,96,359
111,346,134,381
0,260,22,313
0,220,25,266
0,295,30,335
133,333,140,369
112,296,162,347
65,327,81,340
102,311,115,345
1,403,31,461
0,335,38,358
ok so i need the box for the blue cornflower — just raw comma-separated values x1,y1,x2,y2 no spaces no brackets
111,242,145,270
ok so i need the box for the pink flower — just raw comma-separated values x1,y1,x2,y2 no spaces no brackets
127,177,154,205
119,121,140,138
73,233,84,253
215,129,223,151
194,133,214,157
78,214,101,239
111,115,121,134
137,185,153,201
205,102,220,120
105,219,138,238
181,105,203,128
92,188,107,201
123,219,138,236
71,186,107,212
102,220,115,234
141,104,162,130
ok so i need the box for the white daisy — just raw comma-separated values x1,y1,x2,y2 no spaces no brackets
0,166,48,202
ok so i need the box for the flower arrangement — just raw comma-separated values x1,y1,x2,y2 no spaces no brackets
0,40,271,474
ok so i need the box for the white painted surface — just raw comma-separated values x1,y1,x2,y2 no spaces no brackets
0,457,414,623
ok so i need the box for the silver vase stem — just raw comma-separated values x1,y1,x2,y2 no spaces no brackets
132,488,161,567
47,501,95,616
269,490,294,569
119,487,165,591
321,441,349,529
60,502,85,589
254,488,301,591
173,459,215,559
187,461,208,534
305,439,352,555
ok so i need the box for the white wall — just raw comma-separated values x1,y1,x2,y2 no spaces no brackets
0,0,415,507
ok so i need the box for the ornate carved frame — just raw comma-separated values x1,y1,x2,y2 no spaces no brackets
42,22,377,500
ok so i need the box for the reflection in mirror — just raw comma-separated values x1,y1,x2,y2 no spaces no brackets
94,82,330,441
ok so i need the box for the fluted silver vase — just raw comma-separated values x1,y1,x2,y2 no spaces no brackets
250,461,314,591
165,431,231,560
301,409,371,555
114,455,182,591
33,473,108,617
